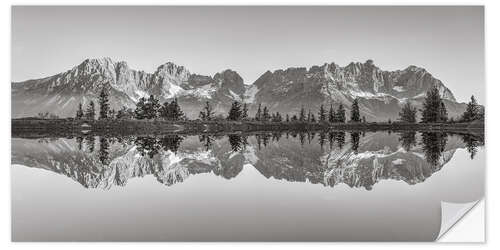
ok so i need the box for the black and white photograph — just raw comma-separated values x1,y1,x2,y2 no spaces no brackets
8,4,488,243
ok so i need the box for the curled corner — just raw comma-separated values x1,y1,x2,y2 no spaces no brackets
437,200,480,240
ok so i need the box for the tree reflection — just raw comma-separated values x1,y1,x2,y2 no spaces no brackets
318,132,327,150
421,132,448,166
228,134,248,152
85,135,95,153
15,130,485,191
135,137,161,158
350,132,360,153
271,132,282,142
134,135,184,158
328,132,335,150
335,132,346,149
160,135,184,154
199,135,213,151
460,133,484,159
307,132,316,144
256,133,271,150
98,136,110,165
399,131,417,152
326,131,346,149
299,132,306,146
76,136,83,151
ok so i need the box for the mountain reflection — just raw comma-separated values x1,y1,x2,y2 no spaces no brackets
12,131,484,190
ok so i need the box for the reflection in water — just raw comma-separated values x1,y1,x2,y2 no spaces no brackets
76,136,83,151
228,134,248,152
399,131,417,152
350,132,360,153
421,132,448,166
85,135,95,153
333,131,345,149
12,131,484,190
98,137,110,165
199,134,213,151
135,135,185,158
460,133,484,159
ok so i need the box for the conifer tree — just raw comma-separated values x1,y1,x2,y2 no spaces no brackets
98,88,110,119
271,112,282,122
350,98,361,122
159,101,171,119
255,103,262,121
318,104,327,122
241,103,249,119
299,106,306,122
199,101,214,121
286,114,290,122
262,106,270,121
109,109,116,119
76,103,84,120
439,101,448,122
227,101,242,121
134,97,147,119
328,104,335,123
399,101,417,123
170,98,184,120
145,95,160,119
276,112,282,122
421,85,446,123
461,95,481,122
85,101,96,120
335,104,346,123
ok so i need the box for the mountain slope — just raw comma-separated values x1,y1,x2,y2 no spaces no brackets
12,58,468,120
12,58,246,118
249,60,466,121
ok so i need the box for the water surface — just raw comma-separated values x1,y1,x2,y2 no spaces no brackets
11,131,485,241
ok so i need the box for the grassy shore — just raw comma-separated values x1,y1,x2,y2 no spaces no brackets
11,118,484,138
12,119,484,136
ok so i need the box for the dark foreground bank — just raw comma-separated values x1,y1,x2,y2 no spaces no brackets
11,118,484,138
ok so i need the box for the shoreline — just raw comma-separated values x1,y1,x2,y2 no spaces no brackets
11,118,484,138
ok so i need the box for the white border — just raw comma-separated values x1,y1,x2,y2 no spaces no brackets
2,0,497,249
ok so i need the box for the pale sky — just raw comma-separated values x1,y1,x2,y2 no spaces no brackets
12,6,484,103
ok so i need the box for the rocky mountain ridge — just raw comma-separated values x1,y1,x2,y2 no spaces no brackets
12,58,469,120
12,57,246,118
250,60,461,121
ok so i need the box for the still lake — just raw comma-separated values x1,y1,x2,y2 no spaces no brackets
11,131,484,241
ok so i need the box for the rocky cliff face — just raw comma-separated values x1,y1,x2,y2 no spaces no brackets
12,58,246,118
12,58,467,120
250,60,462,121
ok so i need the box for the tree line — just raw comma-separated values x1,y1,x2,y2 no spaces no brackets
75,85,483,124
75,88,185,121
398,85,484,123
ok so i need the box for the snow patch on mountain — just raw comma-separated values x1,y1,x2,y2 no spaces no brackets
243,85,258,103
182,84,217,99
392,159,406,165
393,86,405,92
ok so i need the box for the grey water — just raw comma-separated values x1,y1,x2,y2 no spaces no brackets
11,131,485,241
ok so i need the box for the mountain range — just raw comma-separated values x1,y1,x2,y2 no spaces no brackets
12,57,469,121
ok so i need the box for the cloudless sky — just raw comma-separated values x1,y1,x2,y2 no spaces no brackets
12,6,484,103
